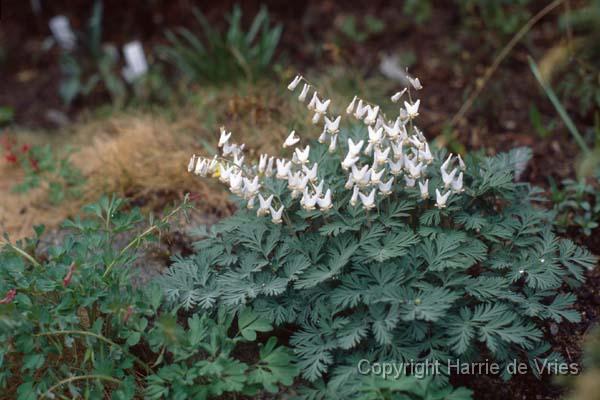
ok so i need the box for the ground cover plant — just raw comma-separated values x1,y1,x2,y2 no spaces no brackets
0,196,298,399
162,74,597,397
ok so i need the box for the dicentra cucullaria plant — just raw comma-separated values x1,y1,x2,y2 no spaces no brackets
162,73,597,397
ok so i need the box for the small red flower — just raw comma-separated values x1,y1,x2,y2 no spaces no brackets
21,144,30,153
62,262,77,287
5,153,17,164
0,289,16,304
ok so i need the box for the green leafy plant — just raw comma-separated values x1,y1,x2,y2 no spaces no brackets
160,4,282,84
57,1,127,106
0,195,297,398
337,15,386,44
162,75,596,397
550,177,600,236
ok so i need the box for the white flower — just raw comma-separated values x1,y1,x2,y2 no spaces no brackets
218,127,232,148
419,179,429,199
219,165,232,183
194,158,207,176
315,98,331,114
383,118,402,139
207,156,218,173
442,167,458,188
312,112,322,124
451,172,464,193
270,205,284,224
287,75,302,91
391,141,404,161
408,135,424,150
352,164,369,183
295,145,310,164
258,154,268,173
325,116,341,134
441,154,453,172
344,174,354,189
404,100,420,119
406,158,423,179
257,194,273,216
312,180,324,196
307,92,318,111
388,159,403,175
353,100,368,120
346,96,357,114
342,153,359,170
222,142,235,156
298,83,310,101
229,171,243,194
243,176,260,196
348,138,364,156
283,131,300,148
247,196,255,209
408,76,422,90
317,189,332,211
364,105,380,125
370,167,385,184
276,159,291,179
187,155,196,172
318,127,328,143
378,177,394,195
368,126,384,145
374,147,390,165
390,89,407,103
404,176,416,187
418,143,433,164
303,163,318,181
458,154,466,170
363,143,374,156
359,188,376,210
233,153,245,167
329,134,338,153
301,189,317,211
435,189,450,209
265,156,275,177
350,185,360,206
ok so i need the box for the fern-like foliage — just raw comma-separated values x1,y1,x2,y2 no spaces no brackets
159,128,596,396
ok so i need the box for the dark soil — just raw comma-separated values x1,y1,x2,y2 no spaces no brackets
1,1,598,399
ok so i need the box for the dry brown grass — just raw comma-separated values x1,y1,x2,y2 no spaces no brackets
0,76,369,240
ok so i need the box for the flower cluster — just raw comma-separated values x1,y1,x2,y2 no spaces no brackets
187,74,466,223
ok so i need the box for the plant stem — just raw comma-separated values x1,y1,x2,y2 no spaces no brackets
36,330,153,374
102,201,186,278
42,374,121,398
0,239,42,268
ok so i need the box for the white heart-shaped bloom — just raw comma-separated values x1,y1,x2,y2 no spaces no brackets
328,134,338,153
347,138,364,156
257,194,273,216
218,127,232,147
287,75,302,91
346,96,357,114
283,131,300,148
359,188,376,210
187,155,197,172
317,189,332,211
269,205,284,224
325,115,341,134
435,188,451,209
419,179,429,199
442,167,458,188
378,177,394,195
295,145,310,164
404,99,420,119
298,83,310,101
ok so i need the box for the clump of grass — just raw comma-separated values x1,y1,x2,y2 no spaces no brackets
159,4,282,84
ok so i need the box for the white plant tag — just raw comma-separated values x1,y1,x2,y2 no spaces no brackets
122,41,148,82
49,16,76,50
